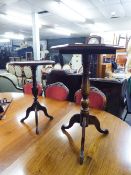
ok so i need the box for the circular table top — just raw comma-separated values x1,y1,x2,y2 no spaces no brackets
9,60,55,66
0,92,131,175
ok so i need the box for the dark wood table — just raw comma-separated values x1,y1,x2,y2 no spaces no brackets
51,44,124,164
9,60,55,134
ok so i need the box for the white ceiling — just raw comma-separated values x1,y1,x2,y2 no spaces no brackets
0,0,131,39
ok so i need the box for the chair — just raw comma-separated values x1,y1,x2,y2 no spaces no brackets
23,66,32,83
0,75,22,92
44,65,53,73
74,87,107,110
53,63,62,70
6,62,9,72
41,65,53,87
44,82,69,101
62,64,71,72
8,65,16,75
23,83,43,96
14,65,25,86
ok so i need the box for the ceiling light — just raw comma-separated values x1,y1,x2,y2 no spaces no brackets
7,11,31,20
110,11,119,19
0,38,10,42
6,11,32,26
3,32,24,40
50,27,72,36
89,23,111,32
111,11,116,16
7,15,32,26
0,11,42,27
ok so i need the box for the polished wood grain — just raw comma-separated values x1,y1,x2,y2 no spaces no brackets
0,93,131,175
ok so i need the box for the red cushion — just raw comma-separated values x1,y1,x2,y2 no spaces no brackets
45,85,68,100
24,83,43,96
75,89,106,110
89,91,105,109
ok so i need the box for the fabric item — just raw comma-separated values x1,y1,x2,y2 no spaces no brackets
74,87,99,105
45,82,69,101
74,87,106,110
23,83,43,96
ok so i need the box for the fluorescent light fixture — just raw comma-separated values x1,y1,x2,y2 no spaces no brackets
3,32,24,40
111,11,116,16
0,38,10,42
88,23,110,32
7,11,31,21
50,27,72,36
95,23,111,31
1,11,42,27
5,11,32,26
53,1,86,22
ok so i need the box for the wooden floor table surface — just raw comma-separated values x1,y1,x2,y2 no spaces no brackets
0,92,131,175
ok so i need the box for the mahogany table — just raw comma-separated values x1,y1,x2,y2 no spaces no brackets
9,60,55,134
51,44,123,164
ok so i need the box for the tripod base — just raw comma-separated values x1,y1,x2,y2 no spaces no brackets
61,114,109,164
21,100,53,134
